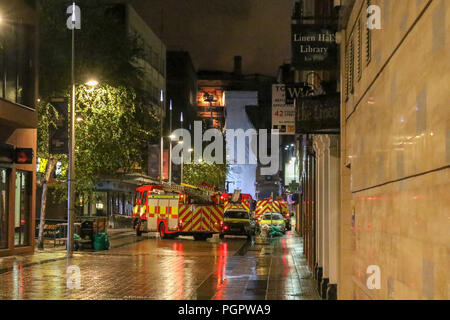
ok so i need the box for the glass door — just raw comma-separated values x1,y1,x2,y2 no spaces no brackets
14,171,31,246
0,168,9,249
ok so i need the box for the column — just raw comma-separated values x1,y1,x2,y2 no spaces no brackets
320,135,331,298
327,135,340,300
313,136,323,290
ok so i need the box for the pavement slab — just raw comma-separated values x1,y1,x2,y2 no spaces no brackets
0,230,319,300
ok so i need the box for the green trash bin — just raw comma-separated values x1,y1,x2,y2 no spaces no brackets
93,232,110,251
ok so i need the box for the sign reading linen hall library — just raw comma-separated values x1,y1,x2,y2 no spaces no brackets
291,24,337,70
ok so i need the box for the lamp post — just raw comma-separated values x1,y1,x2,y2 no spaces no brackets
180,112,183,184
160,90,164,183
66,2,81,257
169,99,173,184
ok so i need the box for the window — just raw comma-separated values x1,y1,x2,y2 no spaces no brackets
366,0,372,65
349,38,355,94
125,194,133,216
0,168,9,249
344,42,350,101
224,211,249,219
357,18,362,81
263,213,283,220
14,171,31,246
0,23,34,107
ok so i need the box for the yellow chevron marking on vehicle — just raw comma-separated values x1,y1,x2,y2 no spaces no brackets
201,220,210,230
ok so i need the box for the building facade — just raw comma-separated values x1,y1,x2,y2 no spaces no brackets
287,0,341,299
338,0,449,299
165,51,198,183
197,56,275,130
0,0,38,257
126,4,166,113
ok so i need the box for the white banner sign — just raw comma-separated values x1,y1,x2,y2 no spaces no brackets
67,3,81,30
272,84,295,135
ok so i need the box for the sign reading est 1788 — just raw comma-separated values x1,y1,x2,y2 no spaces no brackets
291,24,337,70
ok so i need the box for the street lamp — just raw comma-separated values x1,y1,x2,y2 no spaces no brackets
67,78,98,256
160,89,164,183
180,112,184,184
85,79,99,87
169,99,173,184
66,1,81,257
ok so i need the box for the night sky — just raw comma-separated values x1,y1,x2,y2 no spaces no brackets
129,0,293,76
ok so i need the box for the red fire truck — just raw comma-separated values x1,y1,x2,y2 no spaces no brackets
132,184,224,241
221,191,253,213
255,198,291,230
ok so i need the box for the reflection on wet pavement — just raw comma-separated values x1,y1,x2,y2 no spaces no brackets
0,231,319,300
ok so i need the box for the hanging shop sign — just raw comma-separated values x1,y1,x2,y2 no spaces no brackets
296,93,340,134
272,84,296,135
291,24,337,70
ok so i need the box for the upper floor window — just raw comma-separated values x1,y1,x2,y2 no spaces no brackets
0,23,35,108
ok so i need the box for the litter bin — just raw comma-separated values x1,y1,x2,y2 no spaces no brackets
93,233,110,251
80,221,94,241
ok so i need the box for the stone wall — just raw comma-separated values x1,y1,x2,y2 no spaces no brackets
339,0,449,299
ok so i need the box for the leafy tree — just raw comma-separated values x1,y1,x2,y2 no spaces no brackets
74,84,157,197
183,161,227,190
36,0,159,247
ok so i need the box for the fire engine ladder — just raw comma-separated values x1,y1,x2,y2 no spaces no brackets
231,189,241,203
160,182,218,204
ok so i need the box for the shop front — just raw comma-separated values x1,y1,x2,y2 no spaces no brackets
80,180,136,229
0,0,38,257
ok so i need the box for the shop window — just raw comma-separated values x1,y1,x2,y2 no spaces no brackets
94,192,107,216
14,171,31,246
0,168,9,249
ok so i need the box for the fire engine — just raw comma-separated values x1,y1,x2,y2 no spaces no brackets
221,190,253,213
219,190,258,238
132,183,224,241
255,197,291,230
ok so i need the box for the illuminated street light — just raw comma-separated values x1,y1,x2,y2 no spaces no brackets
85,79,99,86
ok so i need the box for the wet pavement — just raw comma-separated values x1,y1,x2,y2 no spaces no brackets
0,230,319,300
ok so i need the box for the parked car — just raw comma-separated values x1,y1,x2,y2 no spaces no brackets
259,212,286,234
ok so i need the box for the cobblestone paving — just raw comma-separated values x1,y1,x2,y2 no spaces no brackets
0,231,319,300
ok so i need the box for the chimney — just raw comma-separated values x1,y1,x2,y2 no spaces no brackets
233,56,242,76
